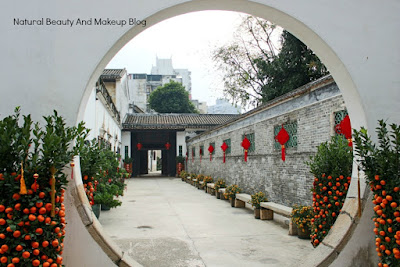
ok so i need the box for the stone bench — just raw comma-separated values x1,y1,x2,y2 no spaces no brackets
206,183,215,195
191,178,197,186
234,193,252,208
198,181,204,189
260,202,297,235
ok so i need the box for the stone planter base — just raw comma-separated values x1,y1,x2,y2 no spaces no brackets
254,208,261,219
297,227,311,239
92,204,101,219
230,198,235,207
216,191,220,199
260,208,273,220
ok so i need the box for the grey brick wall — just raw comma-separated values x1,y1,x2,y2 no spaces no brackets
186,79,346,207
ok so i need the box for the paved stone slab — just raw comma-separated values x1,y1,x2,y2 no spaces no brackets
260,202,293,217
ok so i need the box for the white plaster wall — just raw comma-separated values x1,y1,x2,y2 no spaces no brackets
121,131,131,160
176,131,186,157
96,96,121,152
116,74,130,121
83,88,98,140
0,1,399,266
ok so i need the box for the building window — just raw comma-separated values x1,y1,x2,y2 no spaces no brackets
242,133,255,153
179,145,183,157
125,146,129,159
199,145,204,155
209,142,215,155
334,109,348,136
274,121,298,149
223,139,231,154
192,147,196,157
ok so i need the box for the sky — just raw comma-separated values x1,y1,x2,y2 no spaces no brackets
106,11,245,106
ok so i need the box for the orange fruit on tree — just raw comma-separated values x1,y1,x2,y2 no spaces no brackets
0,234,5,239
391,202,398,208
45,203,52,212
43,262,50,267
1,256,7,263
36,202,43,208
28,214,36,221
50,263,58,267
14,203,21,211
33,249,40,256
42,241,49,248
39,192,45,199
31,241,39,248
37,215,45,222
5,207,13,214
32,259,40,266
35,228,43,235
24,235,31,240
11,258,19,263
0,219,6,226
22,251,30,259
23,208,30,214
30,207,37,214
0,205,5,212
15,245,23,251
12,193,20,200
52,239,59,247
39,207,47,215
13,230,21,238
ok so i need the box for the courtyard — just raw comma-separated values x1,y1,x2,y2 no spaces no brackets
99,176,313,267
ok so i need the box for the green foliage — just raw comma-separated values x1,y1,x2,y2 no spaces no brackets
94,183,122,209
176,156,185,164
214,178,226,191
291,205,313,231
148,80,198,113
80,139,102,178
250,191,267,209
212,16,328,108
224,184,242,200
353,121,400,266
123,157,133,164
306,135,353,247
306,135,353,179
0,107,88,264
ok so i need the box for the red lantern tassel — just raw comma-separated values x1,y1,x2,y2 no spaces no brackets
223,152,226,163
200,155,202,163
348,138,353,147
210,153,212,161
244,150,248,162
281,145,286,161
70,162,75,180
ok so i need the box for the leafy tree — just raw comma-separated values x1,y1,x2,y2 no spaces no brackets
148,80,198,113
213,16,328,108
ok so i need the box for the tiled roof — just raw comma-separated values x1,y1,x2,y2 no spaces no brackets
123,114,240,130
101,69,126,79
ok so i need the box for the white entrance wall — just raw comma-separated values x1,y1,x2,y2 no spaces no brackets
1,1,399,266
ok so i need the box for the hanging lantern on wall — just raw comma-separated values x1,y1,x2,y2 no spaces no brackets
136,142,142,150
165,142,171,150
275,125,290,161
241,136,251,162
221,142,228,163
335,114,352,147
208,144,214,161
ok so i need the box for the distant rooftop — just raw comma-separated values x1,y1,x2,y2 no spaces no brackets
101,69,126,80
123,113,239,130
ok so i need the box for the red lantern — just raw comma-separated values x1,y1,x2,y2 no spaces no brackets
136,142,142,150
221,142,228,163
208,145,214,161
199,148,203,163
275,125,290,161
241,136,251,162
165,142,171,150
335,115,352,147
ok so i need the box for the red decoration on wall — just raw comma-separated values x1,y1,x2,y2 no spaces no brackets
275,125,290,161
335,115,352,147
186,151,188,164
221,142,228,163
136,142,142,150
241,136,251,162
208,145,214,161
199,148,203,163
165,142,171,150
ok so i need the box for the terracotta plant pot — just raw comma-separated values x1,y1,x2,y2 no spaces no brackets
297,226,311,239
254,208,261,219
